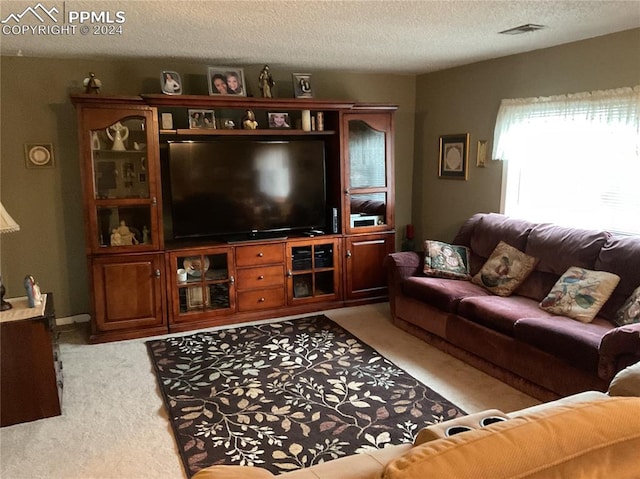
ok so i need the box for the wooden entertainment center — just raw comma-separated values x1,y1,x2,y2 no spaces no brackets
71,94,396,342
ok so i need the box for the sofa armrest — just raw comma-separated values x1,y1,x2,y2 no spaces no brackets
384,251,423,279
192,465,275,479
598,322,640,380
384,252,423,318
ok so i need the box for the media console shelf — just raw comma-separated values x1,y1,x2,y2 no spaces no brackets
72,94,396,342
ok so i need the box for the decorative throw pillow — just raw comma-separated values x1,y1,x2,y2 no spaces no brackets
471,241,538,296
614,286,640,326
423,240,471,280
540,267,621,323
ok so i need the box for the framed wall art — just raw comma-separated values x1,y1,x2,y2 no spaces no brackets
477,140,488,167
24,143,55,169
207,67,246,96
292,73,313,98
438,134,469,180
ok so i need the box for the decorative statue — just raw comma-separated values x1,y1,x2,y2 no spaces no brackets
24,275,42,308
106,121,129,151
258,65,275,98
242,110,258,130
110,220,139,246
83,72,102,94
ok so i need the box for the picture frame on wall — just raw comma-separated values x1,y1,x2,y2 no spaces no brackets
24,143,55,169
268,112,291,129
476,140,488,167
160,71,182,95
438,134,469,180
207,67,246,96
292,73,313,98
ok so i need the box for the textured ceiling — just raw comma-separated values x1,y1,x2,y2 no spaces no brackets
1,0,639,74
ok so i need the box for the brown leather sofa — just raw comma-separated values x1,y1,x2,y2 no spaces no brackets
192,362,640,479
384,213,640,401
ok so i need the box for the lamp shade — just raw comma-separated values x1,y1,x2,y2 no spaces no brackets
0,202,20,234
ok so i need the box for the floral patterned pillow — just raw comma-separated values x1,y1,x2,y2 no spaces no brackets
471,241,538,296
423,240,471,280
615,286,640,326
540,267,621,323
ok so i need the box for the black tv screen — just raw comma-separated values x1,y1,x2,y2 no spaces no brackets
168,140,327,239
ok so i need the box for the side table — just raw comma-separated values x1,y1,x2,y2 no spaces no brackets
0,294,62,426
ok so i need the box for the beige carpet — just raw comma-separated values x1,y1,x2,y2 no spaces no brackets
0,303,538,479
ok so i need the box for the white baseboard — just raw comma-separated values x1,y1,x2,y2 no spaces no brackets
57,313,91,326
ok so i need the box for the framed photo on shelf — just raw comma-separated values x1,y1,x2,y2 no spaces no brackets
186,287,210,310
188,109,216,129
160,71,182,95
268,112,292,129
292,73,313,98
207,67,246,96
438,133,469,180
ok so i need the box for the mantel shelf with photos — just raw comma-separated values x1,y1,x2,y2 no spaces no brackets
159,128,336,136
141,94,356,111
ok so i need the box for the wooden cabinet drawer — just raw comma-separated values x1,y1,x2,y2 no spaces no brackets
236,244,284,267
237,288,285,311
237,265,284,290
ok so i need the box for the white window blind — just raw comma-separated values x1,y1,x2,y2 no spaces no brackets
493,86,640,235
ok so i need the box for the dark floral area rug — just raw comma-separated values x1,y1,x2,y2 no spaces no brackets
146,315,464,477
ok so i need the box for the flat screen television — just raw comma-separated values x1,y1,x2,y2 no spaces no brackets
166,139,327,240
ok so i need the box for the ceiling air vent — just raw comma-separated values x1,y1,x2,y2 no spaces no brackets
499,24,546,35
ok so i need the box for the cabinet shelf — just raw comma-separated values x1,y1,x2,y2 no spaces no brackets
160,129,335,136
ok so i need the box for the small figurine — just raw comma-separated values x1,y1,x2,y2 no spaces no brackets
110,220,139,246
258,65,275,98
242,110,258,130
83,72,102,94
24,275,42,308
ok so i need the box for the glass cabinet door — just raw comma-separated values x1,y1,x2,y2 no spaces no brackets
82,108,161,253
343,113,394,234
173,249,235,318
287,240,340,303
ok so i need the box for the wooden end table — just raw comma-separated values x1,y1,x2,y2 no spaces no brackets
0,294,62,427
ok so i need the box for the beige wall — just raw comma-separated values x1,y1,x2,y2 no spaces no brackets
0,58,416,317
414,28,640,243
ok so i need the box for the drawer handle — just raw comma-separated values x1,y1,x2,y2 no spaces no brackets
258,252,264,257
229,275,235,285
258,275,264,280
259,297,265,302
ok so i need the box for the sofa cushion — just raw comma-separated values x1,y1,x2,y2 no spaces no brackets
422,240,471,280
539,267,620,323
516,222,610,303
615,286,640,326
402,277,489,313
471,241,538,297
596,234,640,321
608,361,640,397
513,315,615,372
458,295,553,336
525,223,609,275
465,213,535,275
381,398,640,479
